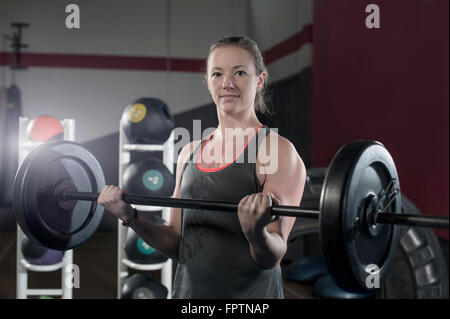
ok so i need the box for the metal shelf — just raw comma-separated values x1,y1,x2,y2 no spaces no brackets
121,258,167,271
20,258,65,272
117,128,174,299
131,204,162,212
16,117,75,299
26,289,63,296
21,141,44,149
123,144,165,152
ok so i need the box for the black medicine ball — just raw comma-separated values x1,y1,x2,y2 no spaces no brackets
121,273,168,299
124,215,169,264
21,236,64,266
122,158,175,196
121,97,174,145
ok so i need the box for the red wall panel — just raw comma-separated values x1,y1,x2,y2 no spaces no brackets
312,0,448,238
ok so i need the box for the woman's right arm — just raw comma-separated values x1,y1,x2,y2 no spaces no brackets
98,140,199,261
129,140,200,260
132,140,199,260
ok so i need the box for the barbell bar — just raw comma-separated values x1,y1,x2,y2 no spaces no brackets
62,191,448,228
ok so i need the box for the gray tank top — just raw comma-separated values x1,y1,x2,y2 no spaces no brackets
172,125,284,299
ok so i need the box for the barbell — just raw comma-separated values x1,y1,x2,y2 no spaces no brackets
12,139,448,293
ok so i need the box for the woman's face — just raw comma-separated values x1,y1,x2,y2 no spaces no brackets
206,46,266,114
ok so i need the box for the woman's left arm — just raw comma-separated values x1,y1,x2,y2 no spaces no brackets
238,135,306,269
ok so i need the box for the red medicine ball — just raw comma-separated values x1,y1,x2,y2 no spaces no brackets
26,115,64,142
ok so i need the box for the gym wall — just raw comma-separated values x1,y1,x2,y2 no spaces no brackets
0,0,313,143
0,0,314,231
249,0,313,82
311,0,449,239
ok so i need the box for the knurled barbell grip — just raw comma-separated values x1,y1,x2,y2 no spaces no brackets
61,191,321,217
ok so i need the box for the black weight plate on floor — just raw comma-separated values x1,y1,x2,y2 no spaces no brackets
320,140,401,293
13,141,105,250
300,167,327,210
382,195,449,299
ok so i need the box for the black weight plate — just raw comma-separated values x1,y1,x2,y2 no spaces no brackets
13,141,105,250
320,140,401,293
382,195,449,299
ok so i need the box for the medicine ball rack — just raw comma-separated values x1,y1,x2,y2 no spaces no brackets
16,117,76,299
117,125,175,299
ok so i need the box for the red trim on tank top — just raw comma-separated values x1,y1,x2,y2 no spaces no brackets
196,124,264,172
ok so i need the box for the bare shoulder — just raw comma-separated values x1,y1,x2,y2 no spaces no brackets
258,130,304,171
259,130,306,207
274,132,298,156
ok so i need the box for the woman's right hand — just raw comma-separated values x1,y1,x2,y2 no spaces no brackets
98,185,134,222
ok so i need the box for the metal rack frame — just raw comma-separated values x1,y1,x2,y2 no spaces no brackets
16,117,75,299
117,125,174,299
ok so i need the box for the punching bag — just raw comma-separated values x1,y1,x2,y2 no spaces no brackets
0,84,22,205
0,86,8,206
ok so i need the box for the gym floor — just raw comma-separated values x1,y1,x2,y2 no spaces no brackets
1,207,448,299
0,231,322,299
1,204,448,300
1,232,449,299
0,231,314,299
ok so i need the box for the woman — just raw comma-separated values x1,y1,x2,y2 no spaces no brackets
99,35,306,299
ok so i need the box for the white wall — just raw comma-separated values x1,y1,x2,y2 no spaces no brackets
0,0,312,142
249,0,313,82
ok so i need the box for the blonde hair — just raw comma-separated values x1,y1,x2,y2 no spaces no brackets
207,35,272,115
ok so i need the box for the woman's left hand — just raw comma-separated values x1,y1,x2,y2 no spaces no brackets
237,192,280,242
